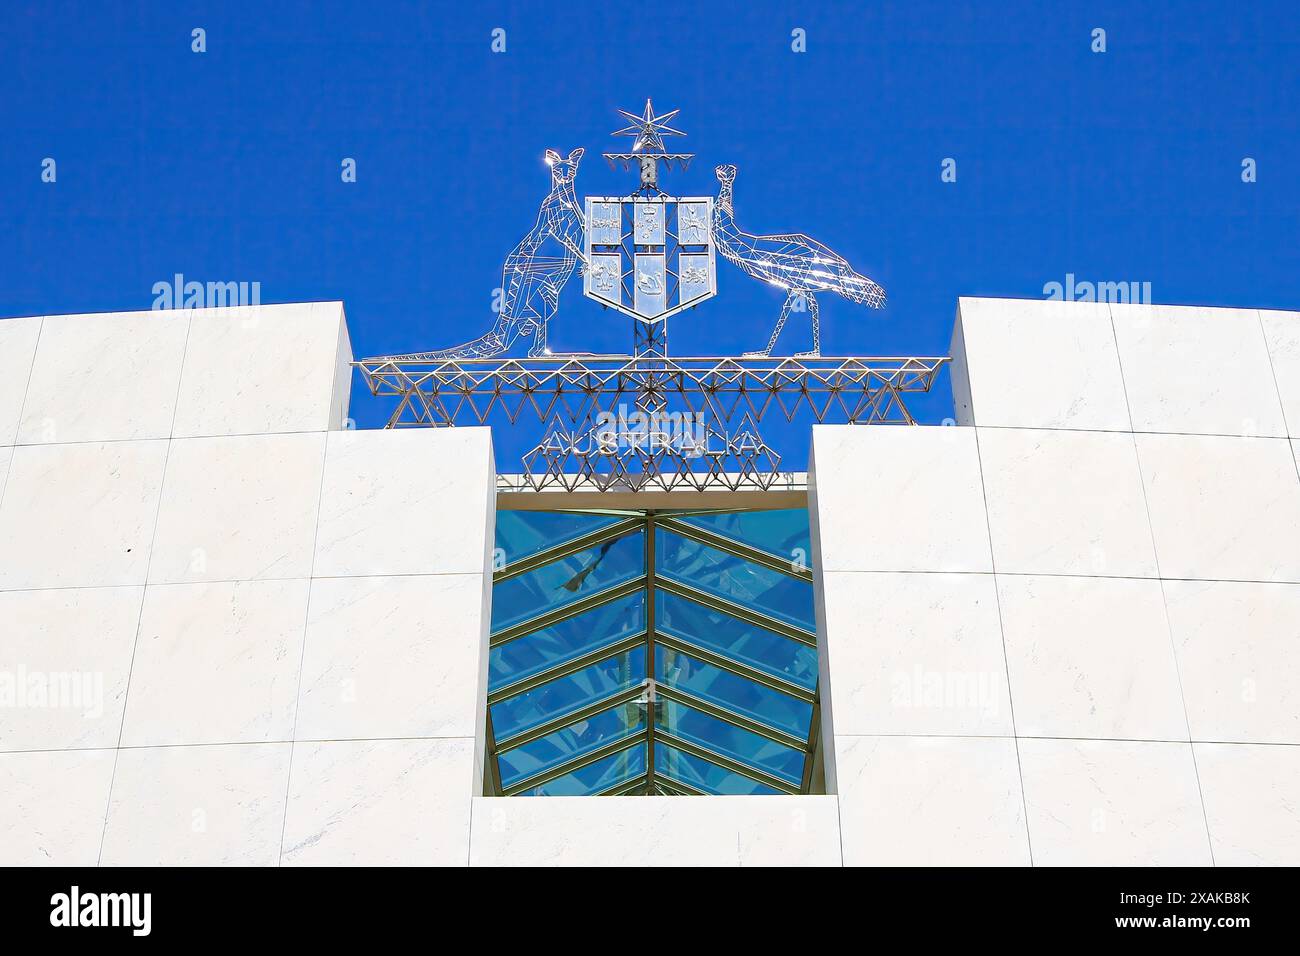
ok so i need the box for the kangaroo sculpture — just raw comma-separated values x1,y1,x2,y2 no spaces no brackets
395,148,585,360
713,164,885,357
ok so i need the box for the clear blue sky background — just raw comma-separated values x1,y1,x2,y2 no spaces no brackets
2,1,1297,467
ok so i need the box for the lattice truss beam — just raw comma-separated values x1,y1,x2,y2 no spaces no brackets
356,354,949,491
485,510,820,797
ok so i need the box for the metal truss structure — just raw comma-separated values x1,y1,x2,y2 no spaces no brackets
355,353,949,491
485,509,820,797
713,164,887,358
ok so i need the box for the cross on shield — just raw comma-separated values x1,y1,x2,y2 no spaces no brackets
583,195,717,323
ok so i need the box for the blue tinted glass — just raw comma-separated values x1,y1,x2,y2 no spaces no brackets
491,646,647,742
655,529,814,632
656,645,812,739
495,510,623,566
676,509,812,567
520,744,647,796
655,744,781,795
656,699,804,785
490,593,645,694
491,530,644,632
498,703,645,789
655,591,818,691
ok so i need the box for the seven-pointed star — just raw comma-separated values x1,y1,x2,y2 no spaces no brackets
612,98,686,152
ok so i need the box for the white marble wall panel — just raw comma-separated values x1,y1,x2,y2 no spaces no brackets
313,428,495,577
171,302,352,437
810,425,992,573
1195,742,1300,866
100,742,291,866
295,574,483,740
1260,309,1300,437
834,735,1030,866
120,579,310,747
1111,303,1286,437
469,795,840,866
1135,433,1300,582
979,427,1157,577
1164,579,1300,744
952,297,1130,430
148,432,326,584
997,575,1186,741
0,749,116,866
17,310,190,444
0,440,168,590
0,586,143,751
0,316,42,446
1018,739,1211,866
281,738,474,866
818,571,1012,736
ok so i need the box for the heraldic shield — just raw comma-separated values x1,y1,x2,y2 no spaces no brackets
583,196,717,324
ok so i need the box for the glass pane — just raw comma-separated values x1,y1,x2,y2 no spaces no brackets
676,509,812,568
520,744,647,796
498,703,646,789
655,744,780,796
656,698,804,785
655,590,818,691
495,510,625,567
655,528,814,632
656,645,812,739
490,592,645,694
491,529,644,632
491,646,647,742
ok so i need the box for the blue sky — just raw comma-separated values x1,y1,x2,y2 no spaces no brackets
2,1,1297,465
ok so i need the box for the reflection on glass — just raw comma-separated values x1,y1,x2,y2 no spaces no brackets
655,699,803,785
491,647,647,742
655,529,814,631
519,744,647,796
675,509,812,569
498,703,646,789
656,645,812,739
491,530,644,632
655,744,781,795
495,510,623,567
490,593,645,693
655,591,817,690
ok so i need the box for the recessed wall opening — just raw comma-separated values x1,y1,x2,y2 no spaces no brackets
483,503,824,796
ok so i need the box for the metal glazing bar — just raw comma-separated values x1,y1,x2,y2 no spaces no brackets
654,729,801,795
799,696,821,794
501,731,647,796
494,518,645,582
487,631,649,706
654,682,809,753
651,776,705,797
655,516,812,582
654,576,816,647
490,576,646,647
652,630,815,704
598,775,650,796
483,710,503,797
644,512,659,794
493,684,646,752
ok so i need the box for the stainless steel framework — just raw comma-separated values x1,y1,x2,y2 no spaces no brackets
355,353,949,491
485,509,819,797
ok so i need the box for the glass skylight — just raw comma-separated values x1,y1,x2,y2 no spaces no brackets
485,508,820,797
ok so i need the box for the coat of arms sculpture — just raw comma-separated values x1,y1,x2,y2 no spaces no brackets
358,100,947,491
